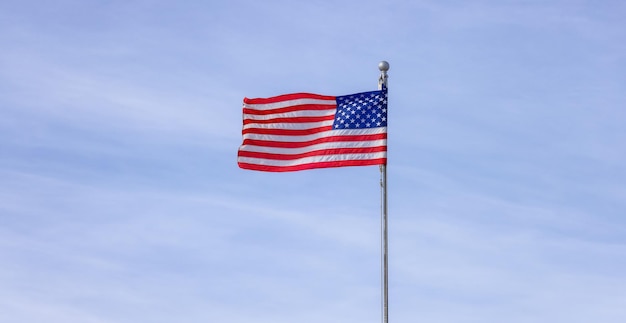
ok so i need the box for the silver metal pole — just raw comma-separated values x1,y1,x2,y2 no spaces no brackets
378,60,389,323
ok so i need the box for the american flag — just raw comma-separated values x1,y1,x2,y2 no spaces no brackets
237,88,387,172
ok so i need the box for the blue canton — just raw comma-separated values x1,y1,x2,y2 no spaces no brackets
333,89,388,129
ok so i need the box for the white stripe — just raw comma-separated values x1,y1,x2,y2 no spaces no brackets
244,109,335,121
242,127,387,142
243,120,335,130
244,98,336,111
239,139,387,155
237,152,387,167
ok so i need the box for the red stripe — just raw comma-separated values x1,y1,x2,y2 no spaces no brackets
242,133,387,148
238,158,387,172
243,115,335,125
244,93,336,104
237,146,387,161
243,104,336,116
242,125,333,136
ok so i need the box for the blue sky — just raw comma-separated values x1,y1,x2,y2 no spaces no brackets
1,0,625,322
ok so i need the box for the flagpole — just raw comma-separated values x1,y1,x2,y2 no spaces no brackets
378,60,389,323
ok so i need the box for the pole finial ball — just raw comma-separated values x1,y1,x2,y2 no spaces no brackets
378,61,390,72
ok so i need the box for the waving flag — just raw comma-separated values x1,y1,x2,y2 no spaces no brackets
237,89,387,172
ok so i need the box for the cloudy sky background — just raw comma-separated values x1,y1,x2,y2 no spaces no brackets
1,0,625,322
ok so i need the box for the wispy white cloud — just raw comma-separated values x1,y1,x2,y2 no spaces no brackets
0,168,385,322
